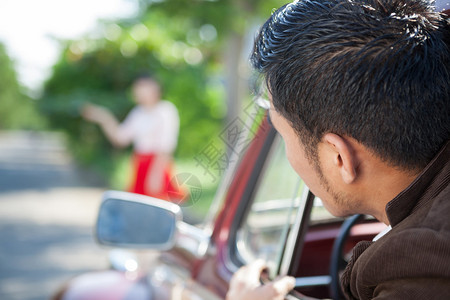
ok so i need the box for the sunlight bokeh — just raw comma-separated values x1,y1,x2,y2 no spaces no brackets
0,0,136,93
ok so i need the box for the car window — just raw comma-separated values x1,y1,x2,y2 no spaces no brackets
236,135,307,275
310,198,338,225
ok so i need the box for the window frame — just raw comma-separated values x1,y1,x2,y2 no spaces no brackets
226,122,314,280
226,120,278,270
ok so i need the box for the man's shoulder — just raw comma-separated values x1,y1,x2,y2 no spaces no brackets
422,181,450,230
386,171,450,242
350,225,450,298
354,186,450,282
345,141,450,299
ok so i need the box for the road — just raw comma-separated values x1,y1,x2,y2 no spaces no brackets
0,131,110,300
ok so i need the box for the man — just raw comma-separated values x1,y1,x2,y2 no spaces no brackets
226,0,450,299
82,74,184,202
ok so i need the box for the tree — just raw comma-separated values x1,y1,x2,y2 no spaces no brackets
38,10,225,183
38,0,285,185
140,0,287,125
0,43,45,129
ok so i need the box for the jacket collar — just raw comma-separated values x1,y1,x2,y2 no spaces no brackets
385,141,450,226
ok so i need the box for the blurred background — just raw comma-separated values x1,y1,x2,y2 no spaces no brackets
0,0,286,299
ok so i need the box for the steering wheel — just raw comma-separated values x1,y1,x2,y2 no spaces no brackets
329,214,365,300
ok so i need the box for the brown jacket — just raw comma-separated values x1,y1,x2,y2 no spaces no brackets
341,141,450,299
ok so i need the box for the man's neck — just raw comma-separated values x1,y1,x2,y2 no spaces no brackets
365,165,420,225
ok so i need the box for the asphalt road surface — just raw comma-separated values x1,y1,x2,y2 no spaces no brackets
0,131,110,300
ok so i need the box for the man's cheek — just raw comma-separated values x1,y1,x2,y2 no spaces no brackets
284,146,297,171
286,152,306,180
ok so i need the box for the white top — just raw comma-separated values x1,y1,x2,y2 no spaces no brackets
116,101,179,154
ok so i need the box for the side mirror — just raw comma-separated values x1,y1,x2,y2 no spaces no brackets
96,190,182,250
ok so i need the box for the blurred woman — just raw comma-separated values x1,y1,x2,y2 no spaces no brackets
82,74,186,202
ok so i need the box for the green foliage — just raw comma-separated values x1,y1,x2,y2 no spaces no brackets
0,43,46,130
145,0,287,34
39,9,226,185
38,0,287,192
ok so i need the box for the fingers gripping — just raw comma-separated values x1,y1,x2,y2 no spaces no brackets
227,260,295,300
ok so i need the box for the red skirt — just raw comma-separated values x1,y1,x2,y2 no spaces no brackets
129,153,187,203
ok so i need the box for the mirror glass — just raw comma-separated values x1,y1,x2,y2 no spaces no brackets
96,197,178,249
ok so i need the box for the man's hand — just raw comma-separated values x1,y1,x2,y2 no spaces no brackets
226,260,295,300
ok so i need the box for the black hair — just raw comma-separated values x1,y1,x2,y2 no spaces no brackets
251,0,450,170
133,71,159,84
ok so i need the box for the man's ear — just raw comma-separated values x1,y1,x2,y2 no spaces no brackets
322,133,358,184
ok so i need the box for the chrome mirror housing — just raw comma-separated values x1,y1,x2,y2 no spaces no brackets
96,190,182,250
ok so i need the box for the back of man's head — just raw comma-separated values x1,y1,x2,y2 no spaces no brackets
252,0,450,171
